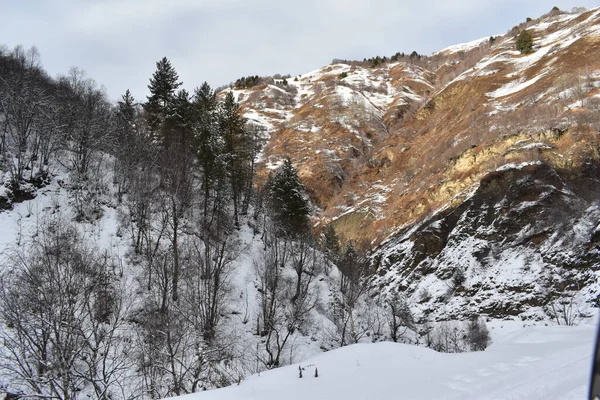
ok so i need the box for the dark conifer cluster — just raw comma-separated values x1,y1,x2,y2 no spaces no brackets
234,75,262,88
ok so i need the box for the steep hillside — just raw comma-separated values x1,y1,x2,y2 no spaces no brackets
227,61,434,210
226,6,600,318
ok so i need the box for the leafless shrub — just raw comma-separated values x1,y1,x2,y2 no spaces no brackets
466,316,491,351
547,294,582,326
423,318,490,353
431,321,466,353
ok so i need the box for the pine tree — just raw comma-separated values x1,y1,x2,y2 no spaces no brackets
159,88,194,303
338,242,366,293
516,30,534,54
114,89,138,197
219,91,251,226
117,89,136,126
145,57,181,131
323,224,341,262
192,82,226,222
264,158,311,237
115,89,137,154
164,88,193,150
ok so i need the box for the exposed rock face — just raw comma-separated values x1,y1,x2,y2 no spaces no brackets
222,7,600,318
372,161,600,320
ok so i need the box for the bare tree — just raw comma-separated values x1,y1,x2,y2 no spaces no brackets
134,304,210,398
547,294,582,326
0,217,131,399
52,68,115,221
385,292,415,343
254,232,290,368
133,233,240,398
57,68,113,181
185,232,240,343
430,321,465,353
254,229,319,369
330,243,370,346
0,46,53,186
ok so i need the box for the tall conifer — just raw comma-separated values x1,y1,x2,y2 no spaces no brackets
265,158,311,236
145,57,181,131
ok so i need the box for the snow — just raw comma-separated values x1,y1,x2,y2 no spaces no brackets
518,142,553,150
508,47,552,76
436,36,491,55
167,322,597,400
487,72,548,98
0,172,127,265
508,142,554,151
228,88,250,103
243,109,276,133
449,7,599,106
495,160,543,172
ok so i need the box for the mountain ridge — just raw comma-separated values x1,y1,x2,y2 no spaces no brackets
222,6,600,318
225,5,600,244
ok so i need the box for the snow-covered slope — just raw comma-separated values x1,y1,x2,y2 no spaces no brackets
169,321,597,400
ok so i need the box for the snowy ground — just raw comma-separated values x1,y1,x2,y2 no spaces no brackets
168,320,597,400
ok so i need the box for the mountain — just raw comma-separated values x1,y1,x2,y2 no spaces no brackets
1,6,599,400
225,6,600,319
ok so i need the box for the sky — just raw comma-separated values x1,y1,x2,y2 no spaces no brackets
1,0,597,102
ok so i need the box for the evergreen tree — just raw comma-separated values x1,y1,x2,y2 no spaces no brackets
337,242,369,294
516,30,534,54
219,91,251,226
339,242,359,278
157,88,194,304
195,81,216,111
192,82,226,221
145,57,181,131
115,89,140,155
264,158,311,237
117,89,136,127
323,224,341,262
164,88,194,150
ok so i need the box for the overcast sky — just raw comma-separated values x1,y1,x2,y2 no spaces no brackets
1,0,597,102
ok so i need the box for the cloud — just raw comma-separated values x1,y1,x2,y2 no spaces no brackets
0,0,597,101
